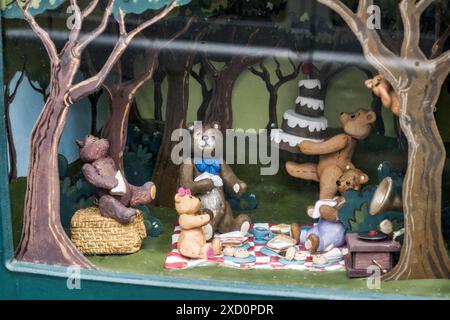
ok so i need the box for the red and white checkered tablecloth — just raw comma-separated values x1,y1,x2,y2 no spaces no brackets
164,223,348,271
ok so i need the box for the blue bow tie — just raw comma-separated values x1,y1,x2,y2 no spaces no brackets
195,159,221,175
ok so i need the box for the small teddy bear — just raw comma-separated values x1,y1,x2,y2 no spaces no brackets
77,135,156,224
175,188,222,259
365,75,400,116
291,167,369,253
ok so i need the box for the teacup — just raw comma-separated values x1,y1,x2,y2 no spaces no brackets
253,226,271,241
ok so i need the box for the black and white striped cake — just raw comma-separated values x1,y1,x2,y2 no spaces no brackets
271,79,328,153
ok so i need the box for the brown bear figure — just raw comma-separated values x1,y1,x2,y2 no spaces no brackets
365,75,400,116
285,108,376,203
77,135,156,224
315,166,369,222
179,123,251,238
291,167,369,253
175,187,222,259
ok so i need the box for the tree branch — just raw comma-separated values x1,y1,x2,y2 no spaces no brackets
317,0,399,83
75,0,115,55
202,52,219,77
433,50,450,76
159,16,196,51
62,0,83,56
126,49,159,95
7,66,26,103
66,0,178,104
126,0,178,39
82,0,99,18
431,24,450,59
416,0,434,14
399,0,427,59
17,0,59,63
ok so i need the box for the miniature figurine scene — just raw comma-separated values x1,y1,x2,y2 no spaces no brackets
2,0,450,298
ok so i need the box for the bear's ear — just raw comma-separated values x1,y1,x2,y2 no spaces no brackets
76,139,85,148
187,123,195,133
360,174,369,184
212,122,221,130
366,111,376,124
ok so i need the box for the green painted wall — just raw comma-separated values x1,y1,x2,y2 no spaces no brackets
136,58,448,141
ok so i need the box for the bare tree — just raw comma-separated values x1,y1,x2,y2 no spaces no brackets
201,27,262,130
3,64,25,182
249,56,302,131
15,0,179,268
318,0,450,280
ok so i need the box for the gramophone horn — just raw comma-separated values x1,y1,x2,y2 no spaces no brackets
370,177,403,216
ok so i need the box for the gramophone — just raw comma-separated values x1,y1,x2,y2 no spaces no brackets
370,177,403,215
366,176,404,241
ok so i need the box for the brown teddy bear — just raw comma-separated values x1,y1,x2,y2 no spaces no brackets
175,187,222,259
316,166,369,221
285,108,376,203
77,135,156,224
365,75,400,116
291,167,369,253
179,123,251,237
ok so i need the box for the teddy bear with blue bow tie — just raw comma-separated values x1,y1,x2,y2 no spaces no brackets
179,123,251,239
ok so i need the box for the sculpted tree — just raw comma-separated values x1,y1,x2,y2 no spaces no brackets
100,18,193,171
317,0,450,280
3,0,188,268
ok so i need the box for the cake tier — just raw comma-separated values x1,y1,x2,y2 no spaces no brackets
270,129,324,154
281,110,327,139
295,96,325,117
298,79,325,100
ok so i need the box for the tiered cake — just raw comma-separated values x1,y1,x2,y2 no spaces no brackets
271,79,328,153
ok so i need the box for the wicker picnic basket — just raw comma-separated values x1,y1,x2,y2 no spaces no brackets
70,206,147,255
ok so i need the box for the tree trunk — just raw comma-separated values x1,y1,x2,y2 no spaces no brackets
153,70,165,121
88,93,101,135
383,81,450,280
152,54,193,208
4,98,17,182
16,93,95,268
204,76,236,130
267,89,278,131
101,86,132,172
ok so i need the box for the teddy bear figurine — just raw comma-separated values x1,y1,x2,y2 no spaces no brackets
286,108,376,204
179,122,251,239
291,167,370,253
77,135,156,224
175,187,222,259
365,75,400,116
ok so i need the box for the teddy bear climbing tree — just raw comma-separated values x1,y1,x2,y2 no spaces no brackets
3,0,190,268
317,0,450,280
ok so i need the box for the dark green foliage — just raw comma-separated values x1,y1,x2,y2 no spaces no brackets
59,176,97,229
123,124,162,186
338,162,404,233
338,186,403,233
135,205,163,237
58,154,68,179
226,191,258,212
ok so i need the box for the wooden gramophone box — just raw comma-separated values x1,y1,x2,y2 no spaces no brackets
344,233,401,278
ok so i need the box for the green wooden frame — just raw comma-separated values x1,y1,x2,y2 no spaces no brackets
0,15,443,300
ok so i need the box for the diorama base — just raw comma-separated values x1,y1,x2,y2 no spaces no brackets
9,136,450,299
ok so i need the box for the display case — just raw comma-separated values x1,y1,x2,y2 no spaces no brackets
1,0,449,300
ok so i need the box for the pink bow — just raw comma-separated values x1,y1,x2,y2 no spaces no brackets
177,187,192,197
